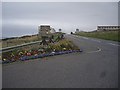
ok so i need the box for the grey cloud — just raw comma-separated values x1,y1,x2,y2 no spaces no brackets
2,2,118,37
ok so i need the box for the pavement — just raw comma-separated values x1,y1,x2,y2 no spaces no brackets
2,34,118,88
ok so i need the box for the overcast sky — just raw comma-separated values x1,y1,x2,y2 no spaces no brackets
2,2,118,37
1,0,120,2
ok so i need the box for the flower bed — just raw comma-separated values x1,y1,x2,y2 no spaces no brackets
2,50,82,64
20,50,82,61
2,39,82,64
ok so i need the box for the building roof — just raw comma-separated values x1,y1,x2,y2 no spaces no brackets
98,25,120,26
39,24,50,26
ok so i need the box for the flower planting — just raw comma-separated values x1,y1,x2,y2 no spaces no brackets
2,38,82,64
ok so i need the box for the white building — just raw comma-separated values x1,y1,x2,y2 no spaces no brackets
38,24,56,38
38,24,51,37
97,25,120,31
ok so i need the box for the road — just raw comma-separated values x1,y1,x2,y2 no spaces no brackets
2,34,118,88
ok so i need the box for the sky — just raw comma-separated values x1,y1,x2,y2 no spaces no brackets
0,2,1,39
1,0,120,2
1,2,119,38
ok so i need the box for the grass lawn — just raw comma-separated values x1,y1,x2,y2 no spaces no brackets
75,30,120,42
1,32,64,48
2,35,40,48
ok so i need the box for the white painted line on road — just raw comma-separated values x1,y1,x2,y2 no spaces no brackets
73,35,119,47
74,35,101,43
0,60,2,64
81,37,89,39
87,47,101,54
73,35,88,39
108,43,120,47
75,35,79,37
90,39,101,43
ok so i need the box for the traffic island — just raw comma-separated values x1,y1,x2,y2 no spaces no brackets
2,39,82,64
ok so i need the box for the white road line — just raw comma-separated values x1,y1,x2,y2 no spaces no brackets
73,35,120,47
73,35,101,43
69,35,102,54
74,35,89,40
0,60,2,64
90,39,101,43
82,37,89,39
108,43,120,47
87,47,102,53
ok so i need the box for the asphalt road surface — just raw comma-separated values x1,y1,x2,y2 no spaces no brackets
2,34,118,88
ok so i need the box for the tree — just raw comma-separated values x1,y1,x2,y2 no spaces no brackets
71,32,73,34
59,29,62,32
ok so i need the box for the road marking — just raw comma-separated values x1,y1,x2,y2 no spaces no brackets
90,39,101,43
73,35,120,47
108,43,120,47
78,36,101,43
86,47,101,53
73,35,101,43
0,60,2,64
81,37,89,39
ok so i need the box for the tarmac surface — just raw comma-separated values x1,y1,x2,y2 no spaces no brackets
2,34,118,88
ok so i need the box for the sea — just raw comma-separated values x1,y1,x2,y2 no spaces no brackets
2,24,38,39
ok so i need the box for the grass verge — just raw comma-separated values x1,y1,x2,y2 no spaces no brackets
74,30,120,42
2,34,40,48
